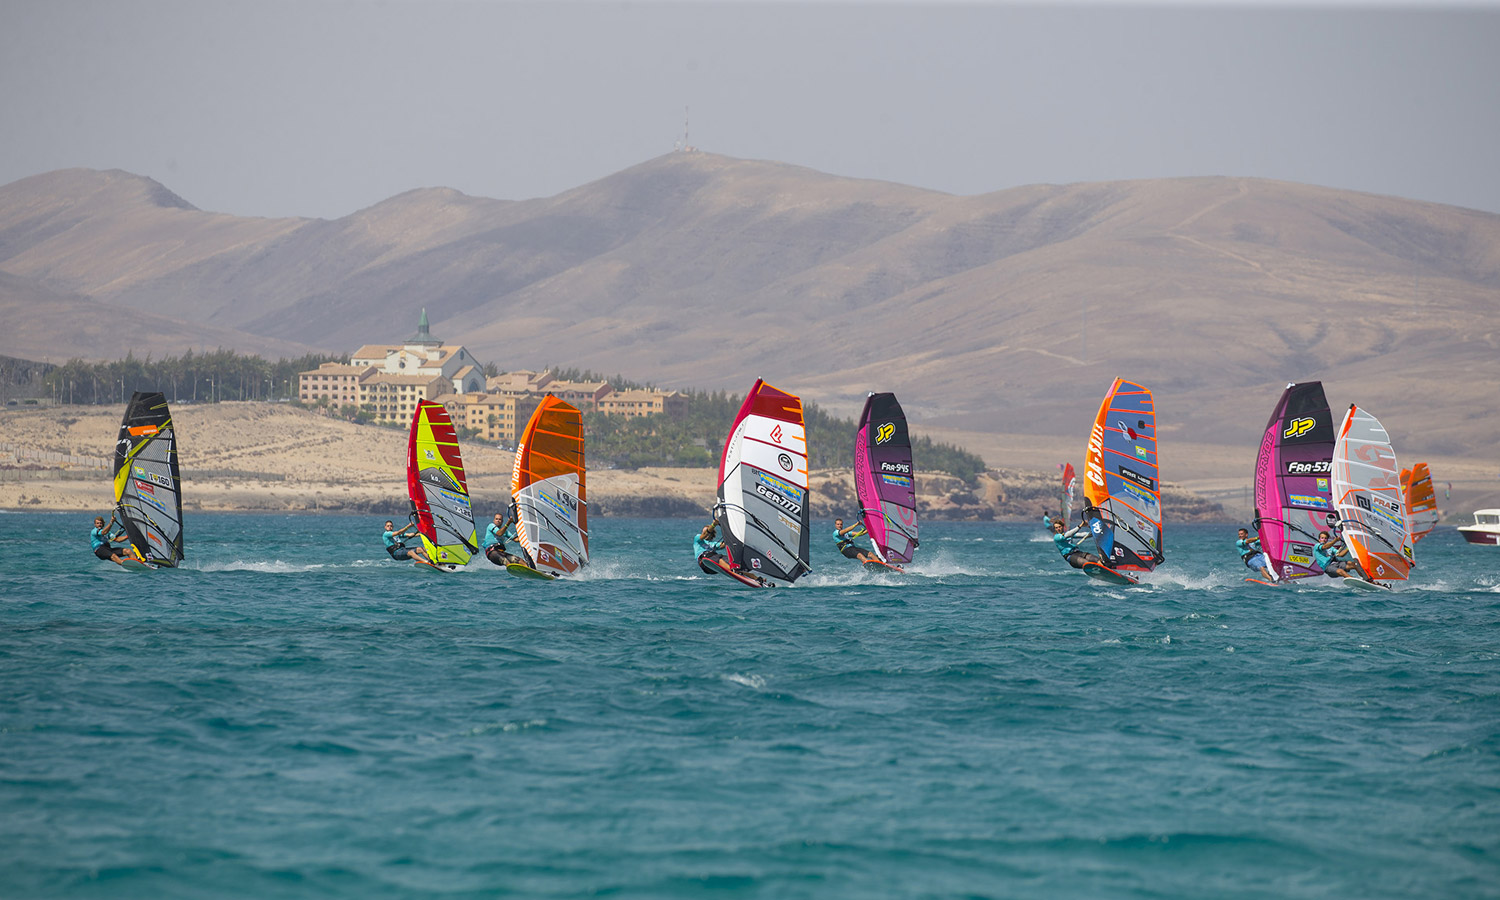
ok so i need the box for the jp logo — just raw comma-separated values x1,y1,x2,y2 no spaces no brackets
1283,417,1315,439
876,423,895,444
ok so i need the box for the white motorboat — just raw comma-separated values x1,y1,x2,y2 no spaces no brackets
1458,509,1500,545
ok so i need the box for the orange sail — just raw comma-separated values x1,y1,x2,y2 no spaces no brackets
511,395,588,576
1402,462,1440,545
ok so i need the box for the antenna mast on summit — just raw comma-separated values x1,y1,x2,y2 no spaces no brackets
680,106,693,152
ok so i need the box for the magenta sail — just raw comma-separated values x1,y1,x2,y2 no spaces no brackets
1253,382,1337,579
853,392,918,564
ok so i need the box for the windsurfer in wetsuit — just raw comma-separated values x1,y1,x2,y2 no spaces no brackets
694,521,728,574
1046,515,1100,569
833,518,876,564
382,519,432,566
1236,528,1277,582
482,511,525,567
1313,530,1368,581
90,513,133,565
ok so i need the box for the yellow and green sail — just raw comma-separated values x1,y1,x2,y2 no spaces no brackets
406,400,478,569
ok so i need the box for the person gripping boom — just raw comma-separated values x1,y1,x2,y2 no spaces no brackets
482,511,527,567
90,513,133,565
1236,527,1278,582
694,521,728,574
1044,513,1101,569
382,519,432,567
833,517,875,564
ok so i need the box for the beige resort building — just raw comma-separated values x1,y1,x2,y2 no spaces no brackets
434,392,518,444
300,313,685,442
298,310,486,423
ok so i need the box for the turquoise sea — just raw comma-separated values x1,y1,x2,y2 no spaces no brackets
2,512,1498,898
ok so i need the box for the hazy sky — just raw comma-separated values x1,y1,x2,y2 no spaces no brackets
3,0,1499,219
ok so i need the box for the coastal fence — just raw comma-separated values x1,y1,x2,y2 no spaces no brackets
0,469,109,483
1,442,110,471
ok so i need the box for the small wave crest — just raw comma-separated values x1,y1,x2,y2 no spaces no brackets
721,673,766,690
458,718,549,738
193,559,370,573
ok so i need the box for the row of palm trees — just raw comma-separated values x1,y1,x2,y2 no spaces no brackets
41,350,342,406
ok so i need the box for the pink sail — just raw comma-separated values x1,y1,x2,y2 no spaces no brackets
853,392,917,564
1252,382,1336,579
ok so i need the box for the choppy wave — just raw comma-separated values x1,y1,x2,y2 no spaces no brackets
3,515,1496,900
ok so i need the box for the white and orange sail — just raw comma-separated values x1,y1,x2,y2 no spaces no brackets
512,396,588,576
1331,405,1413,583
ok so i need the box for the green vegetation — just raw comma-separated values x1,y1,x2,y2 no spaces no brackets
0,355,56,404
584,389,987,484
33,351,988,483
544,366,649,391
41,350,342,404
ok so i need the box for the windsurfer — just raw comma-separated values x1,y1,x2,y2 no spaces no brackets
1047,515,1101,569
90,514,133,565
1236,528,1277,582
1313,531,1367,581
695,522,728,574
833,518,876,563
383,519,432,566
482,511,525,567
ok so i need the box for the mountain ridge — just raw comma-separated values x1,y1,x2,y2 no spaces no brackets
1,153,1496,459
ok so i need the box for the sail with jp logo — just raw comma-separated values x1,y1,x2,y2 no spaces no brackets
1331,405,1412,587
407,400,479,571
1252,382,1336,581
713,379,812,586
853,392,917,568
511,395,588,578
112,391,184,568
1081,378,1163,583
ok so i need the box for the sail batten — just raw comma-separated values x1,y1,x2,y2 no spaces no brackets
112,391,184,567
512,396,588,576
407,400,478,568
853,392,918,565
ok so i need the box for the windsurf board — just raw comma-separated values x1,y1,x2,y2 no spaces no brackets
506,562,558,581
1083,561,1139,585
705,555,773,588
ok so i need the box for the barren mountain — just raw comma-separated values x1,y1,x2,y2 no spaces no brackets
2,154,1496,460
0,270,320,362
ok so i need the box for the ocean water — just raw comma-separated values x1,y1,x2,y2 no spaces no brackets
2,512,1498,899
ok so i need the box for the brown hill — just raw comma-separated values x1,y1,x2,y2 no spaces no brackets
1,155,1496,462
0,270,320,362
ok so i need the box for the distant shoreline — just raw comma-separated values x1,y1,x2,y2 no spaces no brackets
2,401,1241,523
